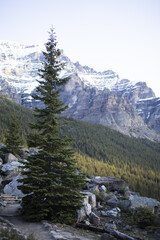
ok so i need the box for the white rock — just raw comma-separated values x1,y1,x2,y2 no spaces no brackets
1,161,23,173
3,175,24,197
100,185,107,192
84,203,92,216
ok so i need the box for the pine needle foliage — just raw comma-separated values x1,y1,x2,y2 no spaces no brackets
19,28,86,224
2,113,22,155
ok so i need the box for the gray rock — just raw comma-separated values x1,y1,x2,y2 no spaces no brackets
89,185,100,193
76,207,86,222
84,203,92,216
0,158,3,166
129,195,160,213
1,161,24,178
91,176,126,191
107,196,118,208
76,202,92,222
3,175,24,197
84,220,90,226
101,233,115,240
50,230,67,240
118,200,131,210
88,192,96,208
101,207,121,217
28,148,39,156
2,153,18,164
90,212,100,226
104,223,117,232
99,185,107,192
82,191,96,208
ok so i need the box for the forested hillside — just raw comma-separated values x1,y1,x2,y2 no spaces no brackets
0,95,160,200
60,117,160,200
0,95,34,143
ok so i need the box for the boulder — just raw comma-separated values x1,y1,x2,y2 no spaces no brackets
90,212,100,226
99,185,107,192
84,203,92,216
118,200,131,211
88,192,96,208
76,202,92,222
1,161,24,178
129,195,160,213
3,175,24,197
101,207,121,217
104,223,117,232
2,153,18,164
76,207,86,222
82,191,96,208
91,176,126,191
101,233,116,240
107,196,118,208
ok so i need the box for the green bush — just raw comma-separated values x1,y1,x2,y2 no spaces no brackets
133,206,158,229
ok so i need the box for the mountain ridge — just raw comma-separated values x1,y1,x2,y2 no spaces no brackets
0,40,160,140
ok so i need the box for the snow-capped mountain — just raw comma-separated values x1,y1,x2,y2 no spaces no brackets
0,40,160,140
0,40,149,96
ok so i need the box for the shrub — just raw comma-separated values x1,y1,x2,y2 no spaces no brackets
133,206,158,229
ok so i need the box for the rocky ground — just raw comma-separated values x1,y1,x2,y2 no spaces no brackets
1,216,101,240
0,147,160,240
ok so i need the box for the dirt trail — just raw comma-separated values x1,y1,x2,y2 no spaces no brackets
4,216,101,240
4,216,54,240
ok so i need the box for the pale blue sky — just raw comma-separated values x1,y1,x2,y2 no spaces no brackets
1,0,160,96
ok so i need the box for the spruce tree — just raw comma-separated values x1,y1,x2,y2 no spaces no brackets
19,28,86,223
3,113,22,155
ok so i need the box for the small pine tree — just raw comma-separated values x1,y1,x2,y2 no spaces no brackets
19,28,86,223
3,113,22,155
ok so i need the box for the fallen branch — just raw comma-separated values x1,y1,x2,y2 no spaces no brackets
110,229,140,240
76,223,105,233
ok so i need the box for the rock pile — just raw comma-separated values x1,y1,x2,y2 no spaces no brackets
0,145,160,239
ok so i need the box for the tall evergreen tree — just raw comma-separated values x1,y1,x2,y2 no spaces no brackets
19,28,86,223
3,113,22,155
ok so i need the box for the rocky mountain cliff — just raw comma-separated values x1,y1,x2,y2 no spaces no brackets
0,40,160,140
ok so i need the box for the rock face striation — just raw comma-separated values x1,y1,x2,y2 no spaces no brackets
0,41,160,140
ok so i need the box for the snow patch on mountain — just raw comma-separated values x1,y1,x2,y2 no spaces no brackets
0,41,45,94
0,40,144,95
